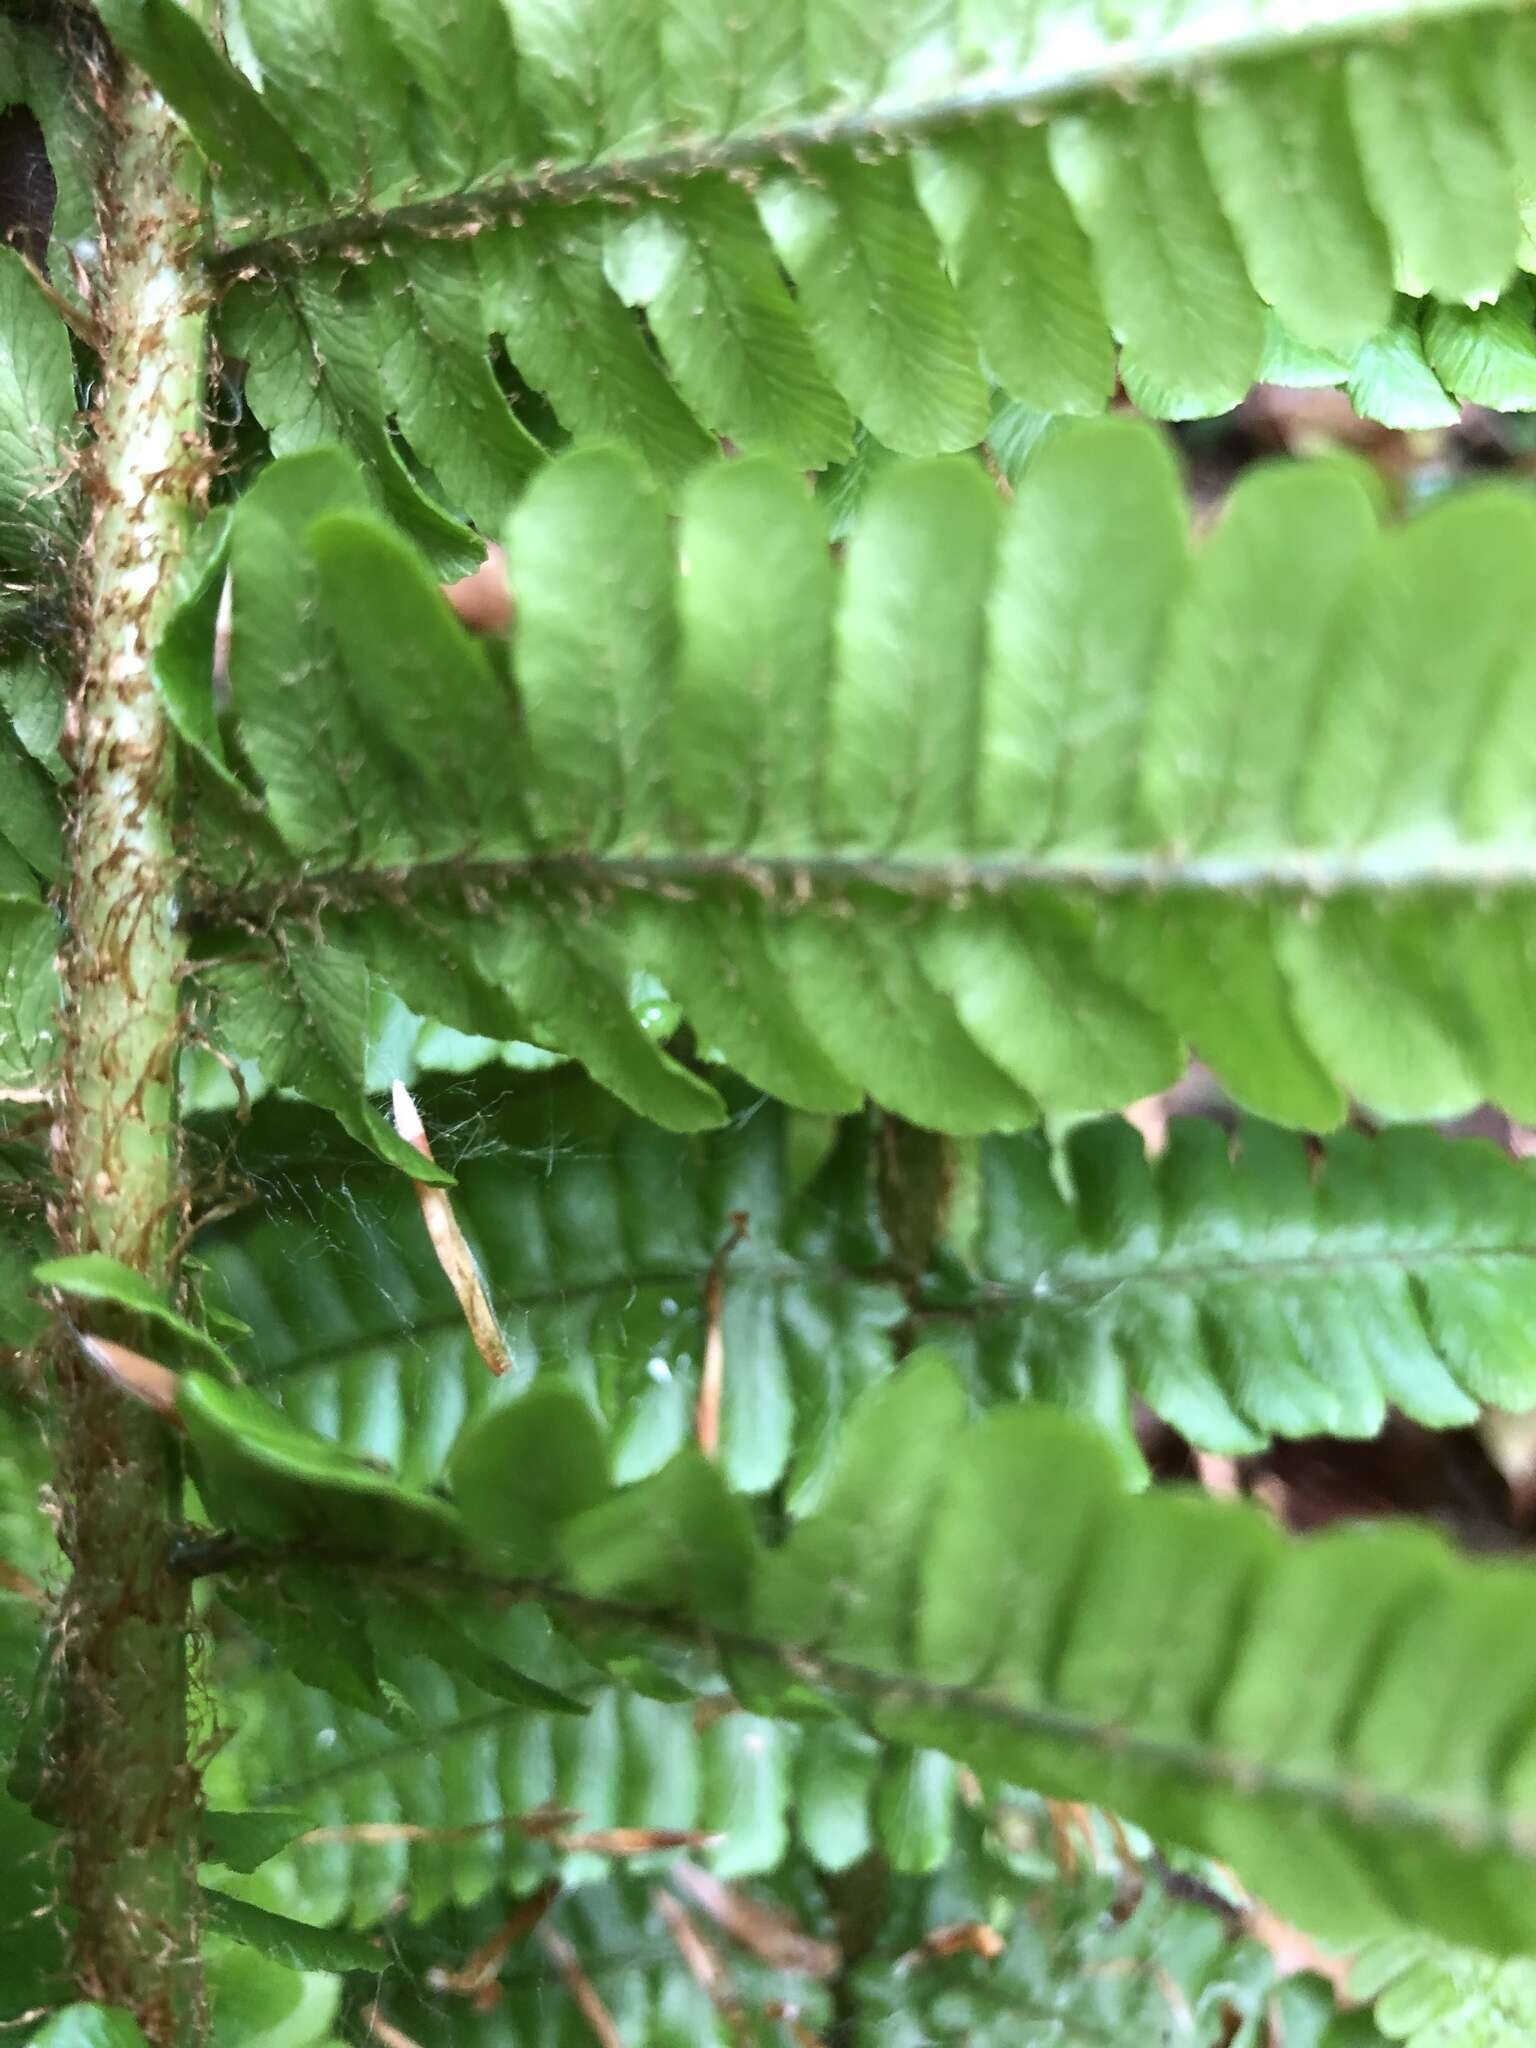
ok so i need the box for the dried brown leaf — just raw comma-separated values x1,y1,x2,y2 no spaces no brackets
655,1890,730,1998
696,1211,749,1459
896,1921,1005,1971
391,1081,511,1376
514,1803,586,1841
362,2009,425,2048
553,1826,724,1857
537,1925,626,2048
670,1860,839,1978
428,1881,561,2004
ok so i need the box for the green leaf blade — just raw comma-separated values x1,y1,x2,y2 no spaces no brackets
1049,97,1264,419
506,446,676,854
756,158,990,457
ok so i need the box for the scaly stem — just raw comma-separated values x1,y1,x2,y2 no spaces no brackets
48,45,208,2044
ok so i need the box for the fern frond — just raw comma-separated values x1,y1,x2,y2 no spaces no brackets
0,1394,69,2022
198,1069,1536,1478
180,1356,1536,1955
0,252,77,576
0,15,103,328
964,1115,1536,1455
0,241,81,1087
0,246,77,909
89,0,1536,458
1354,1934,1536,2045
182,425,1536,1140
218,276,487,574
208,1645,804,1926
0,685,59,1091
197,1069,903,1500
0,898,57,1097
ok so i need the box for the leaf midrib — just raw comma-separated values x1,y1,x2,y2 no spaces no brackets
205,0,1534,273
187,844,1536,942
241,1252,891,1383
227,1547,1535,1869
240,1233,1536,1387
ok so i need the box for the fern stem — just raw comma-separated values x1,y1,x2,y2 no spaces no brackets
48,41,209,2044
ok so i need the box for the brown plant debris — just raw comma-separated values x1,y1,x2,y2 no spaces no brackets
519,1804,723,1857
670,1860,841,1979
696,1210,749,1459
427,1881,561,2009
390,1081,511,1376
362,2008,426,2048
657,1891,767,2047
554,1826,725,1857
895,1921,1006,1971
537,1924,627,2048
656,1888,728,1991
